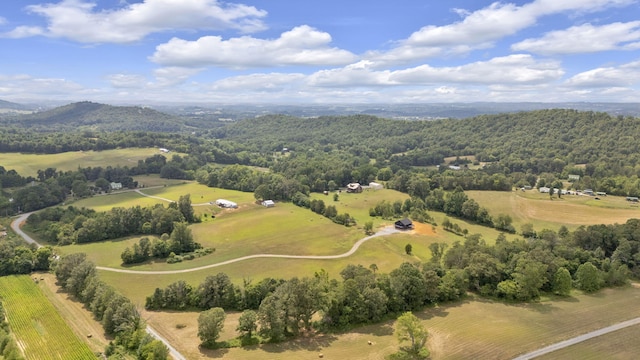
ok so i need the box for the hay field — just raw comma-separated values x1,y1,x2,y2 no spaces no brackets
0,148,171,177
142,285,640,360
467,190,640,232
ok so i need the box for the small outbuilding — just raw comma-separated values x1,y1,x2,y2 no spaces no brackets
395,218,414,230
215,199,238,208
368,182,383,190
110,182,123,190
261,200,275,207
346,183,363,193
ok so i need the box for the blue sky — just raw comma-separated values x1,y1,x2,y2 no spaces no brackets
1,0,639,104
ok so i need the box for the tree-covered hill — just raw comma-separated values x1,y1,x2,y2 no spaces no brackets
219,109,640,174
0,99,33,111
0,101,206,132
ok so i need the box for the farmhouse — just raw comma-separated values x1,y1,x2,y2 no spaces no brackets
215,199,238,208
110,182,122,190
538,186,550,193
261,200,275,207
395,218,414,230
583,189,595,196
346,183,363,193
368,182,383,190
627,197,639,202
568,174,581,181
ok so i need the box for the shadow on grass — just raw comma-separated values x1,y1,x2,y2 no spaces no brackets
258,332,339,354
199,346,229,358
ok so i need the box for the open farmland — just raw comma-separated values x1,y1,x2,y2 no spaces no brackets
69,190,166,211
467,190,640,232
535,322,640,360
0,148,174,177
0,275,96,360
141,285,640,360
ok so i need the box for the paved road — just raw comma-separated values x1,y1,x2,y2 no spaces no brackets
146,326,187,360
10,212,41,248
97,226,400,274
513,317,640,359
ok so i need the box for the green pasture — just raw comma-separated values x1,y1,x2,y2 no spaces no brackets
98,229,439,305
467,190,640,233
310,188,410,228
133,174,191,188
0,275,95,360
69,190,166,211
0,148,170,177
139,182,256,204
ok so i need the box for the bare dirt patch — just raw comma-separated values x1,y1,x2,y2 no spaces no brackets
412,222,436,236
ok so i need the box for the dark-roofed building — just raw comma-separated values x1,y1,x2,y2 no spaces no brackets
395,218,414,230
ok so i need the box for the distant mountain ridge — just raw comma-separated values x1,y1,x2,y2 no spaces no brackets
0,101,195,132
0,99,32,111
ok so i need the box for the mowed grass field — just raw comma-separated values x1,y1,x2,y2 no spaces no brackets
467,190,640,232
141,285,640,360
0,148,174,177
0,275,96,360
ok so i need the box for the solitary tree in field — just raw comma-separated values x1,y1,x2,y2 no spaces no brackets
405,243,413,255
198,307,226,347
364,221,374,235
394,312,430,358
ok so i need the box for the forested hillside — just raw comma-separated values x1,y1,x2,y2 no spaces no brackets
0,101,205,132
220,109,640,175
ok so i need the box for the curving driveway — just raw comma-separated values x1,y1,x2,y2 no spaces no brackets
10,212,41,248
96,226,400,274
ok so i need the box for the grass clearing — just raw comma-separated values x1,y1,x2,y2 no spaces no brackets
0,148,175,177
0,275,96,360
142,285,640,360
467,190,640,232
68,190,165,211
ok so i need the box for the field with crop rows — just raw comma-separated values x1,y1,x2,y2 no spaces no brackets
0,275,96,360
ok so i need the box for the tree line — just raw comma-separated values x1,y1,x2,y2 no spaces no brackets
54,253,169,359
25,194,197,245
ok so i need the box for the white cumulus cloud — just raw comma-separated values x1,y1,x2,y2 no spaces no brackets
150,25,357,68
367,0,634,66
513,21,640,54
564,60,640,87
6,0,267,43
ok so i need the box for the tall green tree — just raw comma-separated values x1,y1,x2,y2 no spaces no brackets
237,309,258,338
552,267,572,296
197,307,226,346
178,194,196,223
395,312,429,358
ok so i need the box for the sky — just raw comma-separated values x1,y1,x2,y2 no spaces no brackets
1,0,640,104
